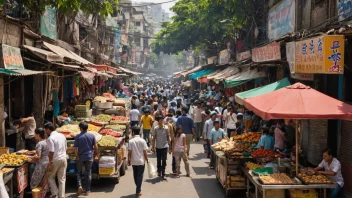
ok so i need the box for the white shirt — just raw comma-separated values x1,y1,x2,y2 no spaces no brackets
192,107,203,123
318,158,344,187
130,109,140,122
227,113,237,129
128,135,148,166
48,131,67,161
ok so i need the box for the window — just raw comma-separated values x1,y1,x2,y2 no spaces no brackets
134,37,141,47
135,22,141,27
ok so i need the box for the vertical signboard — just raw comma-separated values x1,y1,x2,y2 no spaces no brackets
295,35,344,74
219,49,231,65
286,42,314,81
40,6,57,40
1,44,24,70
337,0,352,22
268,0,295,40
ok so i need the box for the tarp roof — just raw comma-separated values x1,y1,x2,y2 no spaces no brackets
181,65,203,76
224,69,266,88
244,83,352,120
23,45,64,62
235,78,291,105
189,69,215,80
213,67,240,83
0,68,49,76
118,66,143,75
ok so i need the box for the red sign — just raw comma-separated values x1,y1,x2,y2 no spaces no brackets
252,42,281,62
17,163,28,193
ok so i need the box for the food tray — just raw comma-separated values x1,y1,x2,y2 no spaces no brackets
297,176,334,185
258,177,296,185
4,161,27,168
90,121,108,127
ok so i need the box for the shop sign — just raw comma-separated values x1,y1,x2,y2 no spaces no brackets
268,0,295,40
1,44,24,70
219,49,231,65
17,164,28,193
40,6,57,40
286,42,314,81
337,0,352,22
252,42,281,62
236,50,251,61
295,35,344,74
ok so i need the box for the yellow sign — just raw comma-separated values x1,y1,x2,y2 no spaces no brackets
295,35,344,74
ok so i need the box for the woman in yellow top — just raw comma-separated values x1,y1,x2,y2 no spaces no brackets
139,109,154,147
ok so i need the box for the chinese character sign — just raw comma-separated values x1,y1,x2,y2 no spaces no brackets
252,42,281,62
268,0,295,40
1,44,24,70
40,6,57,40
295,35,344,74
337,0,352,22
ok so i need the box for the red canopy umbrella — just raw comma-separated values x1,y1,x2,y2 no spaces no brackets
244,82,352,120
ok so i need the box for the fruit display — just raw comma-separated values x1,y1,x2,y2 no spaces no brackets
88,124,102,132
102,93,116,99
114,106,125,111
111,116,128,121
297,173,333,184
99,129,122,137
246,162,263,170
233,132,261,142
92,114,111,123
98,135,117,147
105,124,124,131
0,153,29,166
211,139,232,151
259,173,295,184
94,96,107,103
56,124,80,134
251,149,279,158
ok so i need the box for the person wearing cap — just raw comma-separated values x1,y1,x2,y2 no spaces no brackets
257,126,274,150
204,112,217,158
140,109,154,147
191,101,203,142
209,120,226,169
152,115,171,180
176,107,195,157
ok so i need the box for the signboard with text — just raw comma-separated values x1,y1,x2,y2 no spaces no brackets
268,0,295,40
40,6,57,40
219,49,231,65
236,50,251,61
2,44,24,70
295,35,344,74
337,0,352,22
286,42,314,81
252,42,281,62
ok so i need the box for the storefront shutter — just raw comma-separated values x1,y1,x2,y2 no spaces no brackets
339,120,352,193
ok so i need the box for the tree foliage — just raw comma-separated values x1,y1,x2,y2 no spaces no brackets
151,0,255,54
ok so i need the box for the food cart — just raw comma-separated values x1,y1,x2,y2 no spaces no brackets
241,83,352,198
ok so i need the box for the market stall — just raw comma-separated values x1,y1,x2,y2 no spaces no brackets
240,83,352,198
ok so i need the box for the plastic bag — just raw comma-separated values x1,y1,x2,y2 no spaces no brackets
0,173,9,198
147,162,157,178
99,156,115,164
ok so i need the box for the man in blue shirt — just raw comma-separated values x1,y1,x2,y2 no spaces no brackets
74,121,98,196
257,126,274,150
176,107,195,157
209,120,226,168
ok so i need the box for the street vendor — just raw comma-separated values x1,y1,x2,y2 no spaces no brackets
312,148,344,198
209,120,226,169
20,112,36,151
57,110,70,126
257,126,274,150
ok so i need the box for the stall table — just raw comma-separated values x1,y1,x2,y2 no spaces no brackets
3,168,14,198
241,166,335,198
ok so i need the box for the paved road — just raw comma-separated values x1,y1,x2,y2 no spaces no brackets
65,141,243,198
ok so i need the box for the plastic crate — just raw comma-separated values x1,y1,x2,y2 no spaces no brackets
99,167,115,175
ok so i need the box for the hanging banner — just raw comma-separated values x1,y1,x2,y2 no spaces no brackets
295,35,344,74
286,42,314,81
236,50,251,61
337,0,352,22
218,49,231,65
252,42,281,62
1,44,24,70
40,6,57,40
268,0,295,40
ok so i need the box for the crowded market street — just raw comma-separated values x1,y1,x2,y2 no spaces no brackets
65,142,235,198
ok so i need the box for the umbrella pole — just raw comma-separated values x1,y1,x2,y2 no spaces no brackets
295,119,299,174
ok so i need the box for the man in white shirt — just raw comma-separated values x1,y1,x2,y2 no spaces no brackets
225,107,237,137
191,101,203,141
128,126,149,198
44,122,67,198
313,148,344,198
130,104,140,127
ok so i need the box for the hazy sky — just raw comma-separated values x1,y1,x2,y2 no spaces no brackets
133,0,176,14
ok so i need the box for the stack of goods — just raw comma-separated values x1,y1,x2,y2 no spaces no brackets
211,139,232,151
102,93,116,100
56,124,80,138
246,162,263,170
259,173,295,184
88,124,102,133
251,149,279,158
111,116,128,125
233,132,261,143
105,124,126,131
212,139,251,158
94,96,107,103
0,153,29,166
105,106,126,116
98,135,117,147
113,98,126,107
99,129,122,137
297,173,333,184
99,156,116,175
75,105,91,118
91,114,111,125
